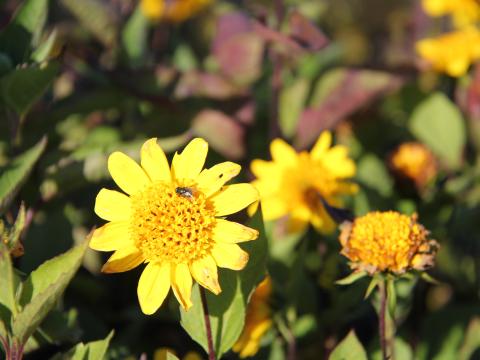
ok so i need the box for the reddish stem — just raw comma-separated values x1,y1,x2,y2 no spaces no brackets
200,287,216,360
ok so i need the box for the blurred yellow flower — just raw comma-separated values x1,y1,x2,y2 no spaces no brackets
90,138,259,314
416,27,480,77
339,211,438,275
233,277,272,358
250,132,357,233
388,142,437,189
422,0,480,27
141,0,212,22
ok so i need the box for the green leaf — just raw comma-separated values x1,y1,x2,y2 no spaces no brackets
279,78,310,138
180,210,268,358
0,137,47,214
329,330,368,360
60,0,117,47
121,6,148,67
458,317,480,360
6,203,26,252
386,278,397,319
409,92,466,169
51,330,114,360
1,62,59,116
0,243,16,337
336,271,367,285
12,239,89,345
364,276,381,299
31,30,61,63
357,154,393,197
0,0,49,63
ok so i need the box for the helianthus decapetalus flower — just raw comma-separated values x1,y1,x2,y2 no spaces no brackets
250,132,357,233
339,211,438,275
422,0,480,27
141,0,212,22
90,138,259,314
416,27,480,77
388,142,437,189
233,277,272,358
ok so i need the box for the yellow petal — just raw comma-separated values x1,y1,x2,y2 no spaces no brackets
101,246,144,273
171,138,208,181
260,196,289,221
171,263,193,310
137,262,171,315
270,138,297,166
141,0,164,20
213,219,259,243
190,255,221,295
108,152,150,195
310,131,332,160
94,188,131,222
90,222,133,251
211,184,259,217
197,161,241,197
212,243,249,270
141,138,172,183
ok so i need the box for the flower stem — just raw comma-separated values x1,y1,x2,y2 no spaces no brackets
200,287,216,360
379,280,395,360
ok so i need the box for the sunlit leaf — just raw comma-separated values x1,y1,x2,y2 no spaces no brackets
0,243,16,337
329,330,367,360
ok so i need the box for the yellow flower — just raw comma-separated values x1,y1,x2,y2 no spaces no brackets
416,27,480,77
233,277,272,358
250,132,357,233
388,142,437,189
339,211,439,275
140,0,212,22
422,0,480,27
90,138,259,314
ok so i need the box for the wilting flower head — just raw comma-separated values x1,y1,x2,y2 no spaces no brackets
90,138,259,314
233,277,272,358
416,27,480,77
250,132,357,233
388,142,437,189
339,211,438,275
422,0,480,27
141,0,212,22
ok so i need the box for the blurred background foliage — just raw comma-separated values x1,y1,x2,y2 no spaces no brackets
1,0,480,359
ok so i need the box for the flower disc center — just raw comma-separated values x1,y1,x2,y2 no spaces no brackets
130,181,217,264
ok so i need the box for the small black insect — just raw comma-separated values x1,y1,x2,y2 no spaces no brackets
175,186,195,200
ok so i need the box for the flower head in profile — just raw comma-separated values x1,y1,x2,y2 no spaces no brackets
250,132,357,233
339,211,439,275
90,138,259,314
141,0,212,22
388,142,437,190
416,27,480,77
233,277,272,358
422,0,480,27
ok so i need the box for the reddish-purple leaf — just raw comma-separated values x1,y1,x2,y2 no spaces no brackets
174,71,246,99
212,12,253,53
288,11,328,51
294,69,404,149
192,110,246,159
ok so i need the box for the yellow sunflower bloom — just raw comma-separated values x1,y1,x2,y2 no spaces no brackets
416,27,480,77
339,211,439,275
250,132,357,234
422,0,480,27
388,142,437,189
140,0,213,22
90,138,259,314
233,277,272,358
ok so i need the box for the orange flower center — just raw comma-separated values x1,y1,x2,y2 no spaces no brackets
129,181,217,264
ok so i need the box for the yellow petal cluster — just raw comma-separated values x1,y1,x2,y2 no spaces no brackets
416,27,480,77
141,0,212,22
90,138,259,314
422,0,480,27
250,132,357,233
388,142,437,189
339,211,438,275
233,277,272,358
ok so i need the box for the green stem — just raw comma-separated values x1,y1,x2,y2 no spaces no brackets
379,279,396,360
